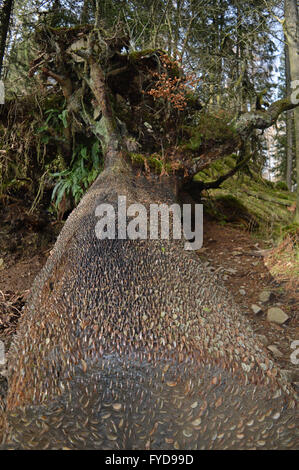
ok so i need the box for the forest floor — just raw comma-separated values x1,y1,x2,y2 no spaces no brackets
0,200,298,402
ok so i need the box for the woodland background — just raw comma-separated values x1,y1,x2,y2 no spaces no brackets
0,0,298,285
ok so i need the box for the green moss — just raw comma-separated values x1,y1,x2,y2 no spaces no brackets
128,152,175,174
43,94,65,110
193,154,238,183
212,159,226,173
129,152,146,165
185,133,202,151
193,171,210,183
202,193,258,230
49,25,89,33
193,151,296,239
197,112,237,141
182,112,237,153
213,187,294,238
224,154,238,169
215,194,253,214
129,49,160,62
277,223,299,242
275,181,288,191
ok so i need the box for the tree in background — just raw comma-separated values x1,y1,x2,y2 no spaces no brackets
284,42,295,190
0,0,298,216
0,0,14,77
272,39,295,189
283,0,299,222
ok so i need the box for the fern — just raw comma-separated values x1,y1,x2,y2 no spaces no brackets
51,140,102,209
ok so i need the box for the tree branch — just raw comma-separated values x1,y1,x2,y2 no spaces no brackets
183,140,241,181
41,67,72,100
186,146,252,192
183,94,299,182
234,95,299,138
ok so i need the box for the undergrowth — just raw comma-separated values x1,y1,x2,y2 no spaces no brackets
264,225,299,292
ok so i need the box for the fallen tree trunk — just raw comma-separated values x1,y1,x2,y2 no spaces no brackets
0,25,298,450
242,189,294,207
1,148,297,450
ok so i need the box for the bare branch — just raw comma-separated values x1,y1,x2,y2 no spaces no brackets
41,67,72,100
234,95,299,138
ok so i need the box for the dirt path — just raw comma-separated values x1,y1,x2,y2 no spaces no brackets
0,201,60,363
201,218,298,388
0,205,298,399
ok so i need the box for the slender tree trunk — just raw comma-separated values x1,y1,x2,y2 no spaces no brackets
284,0,299,221
80,0,89,24
173,0,181,60
0,0,14,78
285,41,294,190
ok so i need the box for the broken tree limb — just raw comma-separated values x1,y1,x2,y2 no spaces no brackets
41,67,72,100
234,96,299,138
185,94,299,182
